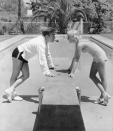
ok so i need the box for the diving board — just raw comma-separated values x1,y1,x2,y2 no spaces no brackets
33,69,85,131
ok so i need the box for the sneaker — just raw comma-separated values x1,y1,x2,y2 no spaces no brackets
3,90,23,102
3,91,13,102
12,92,23,101
13,95,23,101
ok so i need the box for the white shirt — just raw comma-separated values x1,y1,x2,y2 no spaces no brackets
18,35,54,75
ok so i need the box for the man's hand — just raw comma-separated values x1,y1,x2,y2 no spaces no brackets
45,72,55,77
69,73,75,78
67,68,71,74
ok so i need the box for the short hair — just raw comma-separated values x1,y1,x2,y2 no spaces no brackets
40,26,55,36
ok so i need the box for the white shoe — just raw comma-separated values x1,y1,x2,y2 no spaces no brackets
3,90,23,102
12,92,23,101
13,95,23,101
3,90,13,102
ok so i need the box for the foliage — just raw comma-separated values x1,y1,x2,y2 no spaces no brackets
0,0,26,16
30,0,73,33
31,0,113,34
0,0,113,34
72,0,113,33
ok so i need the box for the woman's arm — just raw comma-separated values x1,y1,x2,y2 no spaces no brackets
69,41,81,77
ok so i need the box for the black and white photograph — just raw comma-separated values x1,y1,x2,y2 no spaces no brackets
0,0,113,131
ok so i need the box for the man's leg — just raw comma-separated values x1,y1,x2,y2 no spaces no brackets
12,62,30,101
10,61,29,91
4,57,23,101
4,58,29,101
10,58,23,87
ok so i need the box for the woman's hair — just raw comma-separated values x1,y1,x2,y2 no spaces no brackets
76,12,84,21
41,26,55,36
73,12,84,22
67,30,78,37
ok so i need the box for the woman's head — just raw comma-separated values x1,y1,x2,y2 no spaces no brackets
67,30,78,43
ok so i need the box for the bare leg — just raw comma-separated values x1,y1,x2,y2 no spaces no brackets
98,61,111,104
4,58,29,101
5,58,23,93
98,61,107,91
89,61,105,98
10,60,29,91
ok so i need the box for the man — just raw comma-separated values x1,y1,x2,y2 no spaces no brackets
3,26,55,102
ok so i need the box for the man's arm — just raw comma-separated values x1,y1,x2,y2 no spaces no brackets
46,44,54,69
38,43,54,77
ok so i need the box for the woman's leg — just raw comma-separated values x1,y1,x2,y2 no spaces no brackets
89,61,105,97
98,61,107,92
98,61,111,105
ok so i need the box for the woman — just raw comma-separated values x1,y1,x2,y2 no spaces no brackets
67,13,111,106
3,26,55,102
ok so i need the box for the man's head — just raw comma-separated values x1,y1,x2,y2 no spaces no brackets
41,26,55,42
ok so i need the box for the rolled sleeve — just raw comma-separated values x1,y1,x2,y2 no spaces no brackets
38,43,50,75
46,45,54,68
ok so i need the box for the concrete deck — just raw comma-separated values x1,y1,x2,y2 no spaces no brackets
0,35,113,131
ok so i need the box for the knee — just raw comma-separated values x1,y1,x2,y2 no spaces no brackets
100,76,105,83
23,73,30,81
89,73,95,80
11,72,19,81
